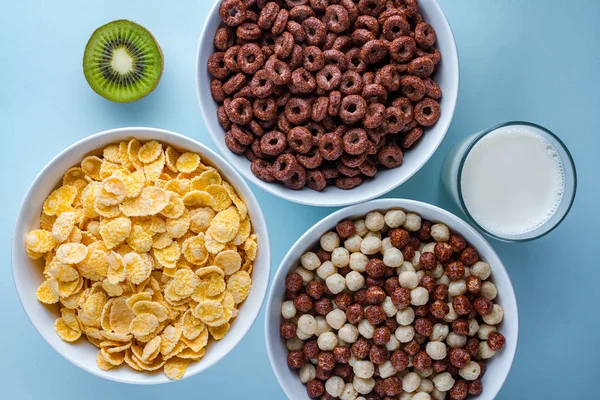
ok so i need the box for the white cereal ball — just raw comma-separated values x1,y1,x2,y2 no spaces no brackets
326,376,345,397
478,324,497,340
398,261,416,273
326,273,347,294
298,314,317,335
410,287,429,306
412,393,431,400
399,271,420,289
482,304,504,325
353,360,375,379
353,376,376,394
430,224,450,242
299,363,316,383
433,372,455,392
459,361,481,381
365,230,382,239
419,378,434,393
429,263,444,279
354,219,369,236
431,388,447,400
281,300,297,319
416,270,426,280
443,303,458,323
296,328,313,340
346,271,366,291
345,235,364,253
464,266,471,278
481,281,498,300
318,332,339,351
295,266,314,284
403,371,422,392
286,337,304,351
396,307,415,326
379,360,397,378
338,323,359,343
326,309,347,330
385,209,406,228
315,316,332,336
380,237,393,254
358,319,375,339
395,325,415,343
421,242,436,254
349,252,369,272
365,211,385,231
446,332,467,349
437,274,451,286
317,261,337,280
399,393,414,400
381,296,399,317
348,355,357,367
320,232,341,252
340,382,358,400
412,251,421,269
386,335,400,351
448,280,466,297
468,319,479,337
430,323,449,342
332,247,350,268
360,236,382,255
480,341,497,359
471,261,491,280
383,247,404,268
301,252,321,271
426,341,447,360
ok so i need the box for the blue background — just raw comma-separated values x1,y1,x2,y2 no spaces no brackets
1,0,598,398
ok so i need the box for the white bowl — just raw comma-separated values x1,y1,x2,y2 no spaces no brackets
12,127,271,384
196,0,459,207
265,199,518,399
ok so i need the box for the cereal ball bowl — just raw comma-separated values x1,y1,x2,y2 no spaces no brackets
196,0,459,207
265,199,517,399
12,127,270,384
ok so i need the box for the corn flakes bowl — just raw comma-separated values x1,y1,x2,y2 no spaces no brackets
12,127,270,384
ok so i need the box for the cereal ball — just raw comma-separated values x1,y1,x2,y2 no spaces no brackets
349,252,369,272
361,236,382,255
307,281,325,300
338,323,359,343
364,211,384,231
294,293,314,313
281,300,297,319
433,372,455,392
358,319,375,339
431,323,450,342
366,286,386,304
431,388,447,400
481,281,498,300
419,378,435,393
445,261,465,281
315,297,334,315
413,393,432,400
450,381,468,399
413,350,433,370
468,379,483,396
399,271,420,289
378,360,397,379
353,360,375,379
449,348,471,369
452,295,473,316
433,358,449,374
429,264,445,279
299,363,316,383
337,220,357,239
477,324,497,340
307,379,325,398
318,352,336,371
326,309,347,330
287,337,305,351
395,325,415,343
465,337,480,358
403,371,422,392
383,248,404,268
353,219,369,236
482,304,503,325
304,339,320,360
380,237,393,254
287,351,306,369
410,287,429,306
316,249,331,263
335,293,354,310
345,271,365,292
385,334,400,352
325,376,345,397
391,287,411,311
321,232,341,252
351,337,372,359
389,349,408,372
297,328,314,340
425,341,447,360
452,319,469,336
345,235,364,253
381,296,398,317
326,273,347,294
446,332,467,349
433,284,449,301
286,272,304,292
385,210,407,228
415,318,434,337
470,261,491,280
296,266,315,284
459,248,479,266
365,230,382,240
404,213,422,231
430,300,449,319
333,346,352,364
365,305,386,325
332,247,350,268
458,361,481,381
318,331,339,351
396,306,415,326
443,302,458,323
346,303,365,324
420,275,436,294
479,341,496,359
381,376,403,396
351,375,375,395
339,383,358,400
317,261,337,280
280,322,297,339
302,252,322,271
404,339,421,358
369,345,389,364
487,331,506,351
465,276,481,294
448,280,466,297
364,260,384,280
430,224,450,242
467,319,479,337
437,274,451,286
372,326,391,346
389,228,411,248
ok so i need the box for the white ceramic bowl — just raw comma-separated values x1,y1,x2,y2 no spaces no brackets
12,127,271,384
265,199,518,399
196,0,459,207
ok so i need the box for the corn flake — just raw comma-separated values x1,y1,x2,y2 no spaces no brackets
120,187,170,217
81,156,103,180
124,252,152,285
206,184,233,212
99,217,132,249
214,250,242,276
127,139,144,170
208,322,230,340
138,140,163,164
227,271,252,304
164,357,191,380
37,277,59,304
26,229,55,253
183,190,215,208
47,261,79,282
182,234,209,265
176,152,201,173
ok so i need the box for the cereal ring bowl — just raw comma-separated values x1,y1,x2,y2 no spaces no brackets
12,127,270,384
265,199,517,399
196,0,459,207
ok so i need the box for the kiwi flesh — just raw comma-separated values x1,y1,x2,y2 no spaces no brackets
83,20,163,103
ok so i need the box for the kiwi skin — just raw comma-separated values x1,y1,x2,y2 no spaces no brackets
83,20,164,103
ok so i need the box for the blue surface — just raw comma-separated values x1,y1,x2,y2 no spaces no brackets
1,0,598,398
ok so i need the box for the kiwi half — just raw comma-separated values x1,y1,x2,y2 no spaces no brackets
83,20,163,103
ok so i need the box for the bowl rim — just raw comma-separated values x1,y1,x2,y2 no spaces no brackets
264,198,518,399
195,0,460,207
11,126,271,385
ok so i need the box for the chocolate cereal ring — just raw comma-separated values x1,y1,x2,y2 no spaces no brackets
211,79,226,103
339,95,367,125
400,76,426,102
225,97,253,125
265,57,291,85
224,45,241,73
291,67,317,94
302,17,327,46
408,56,435,78
253,98,278,121
284,97,311,125
351,28,376,47
328,90,342,116
249,120,264,138
285,0,308,7
364,103,385,129
303,46,325,72
389,36,416,63
286,20,306,43
362,83,387,104
271,9,289,35
378,145,404,168
311,96,329,122
357,0,385,17
307,170,327,191
325,5,351,33
391,97,414,123
379,64,401,92
347,48,367,74
289,5,315,21
397,0,418,17
423,77,442,100
274,32,294,59
223,72,247,95
319,132,344,160
250,69,275,98
288,126,314,154
297,148,323,169
416,46,442,65
383,15,411,40
415,22,437,48
258,2,280,30
282,164,307,190
309,0,328,12
250,139,265,159
305,121,326,138
414,98,441,127
207,52,230,80
343,127,369,155
217,105,233,131
260,130,287,156
237,22,262,41
230,124,255,146
332,35,352,52
323,49,349,71
289,45,304,69
360,40,389,64
251,159,276,182
336,176,362,189
401,126,424,149
214,26,235,51
272,153,300,181
359,158,377,177
225,130,247,154
382,107,406,134
337,161,361,177
340,0,359,22
238,43,265,74
341,152,367,168
340,71,363,95
219,0,247,26
277,114,292,133
233,85,254,99
362,72,375,85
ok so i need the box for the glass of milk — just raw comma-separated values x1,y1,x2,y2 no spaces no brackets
442,121,576,242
